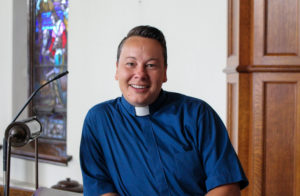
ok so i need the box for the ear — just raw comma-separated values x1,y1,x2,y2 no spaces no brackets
163,66,167,83
115,62,119,80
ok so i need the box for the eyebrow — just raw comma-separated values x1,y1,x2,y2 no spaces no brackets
125,57,159,62
125,57,136,60
147,58,159,61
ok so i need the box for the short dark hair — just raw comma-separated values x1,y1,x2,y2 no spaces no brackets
117,25,167,67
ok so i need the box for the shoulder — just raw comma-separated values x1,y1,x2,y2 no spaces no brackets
163,91,219,122
165,91,211,111
85,97,121,121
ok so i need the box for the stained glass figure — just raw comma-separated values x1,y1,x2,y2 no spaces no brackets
32,0,68,140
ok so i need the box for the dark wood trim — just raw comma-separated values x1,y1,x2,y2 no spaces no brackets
0,185,34,196
11,139,72,166
224,65,300,73
28,0,34,117
11,153,72,166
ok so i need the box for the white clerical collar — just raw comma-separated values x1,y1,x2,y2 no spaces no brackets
135,105,150,116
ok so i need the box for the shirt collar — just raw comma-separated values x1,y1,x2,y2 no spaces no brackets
120,90,167,116
135,106,150,116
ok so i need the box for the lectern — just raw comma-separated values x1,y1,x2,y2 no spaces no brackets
33,187,82,196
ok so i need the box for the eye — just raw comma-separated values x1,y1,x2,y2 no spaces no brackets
126,62,135,66
146,64,155,68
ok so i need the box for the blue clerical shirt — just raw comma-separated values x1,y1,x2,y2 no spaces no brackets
80,90,248,196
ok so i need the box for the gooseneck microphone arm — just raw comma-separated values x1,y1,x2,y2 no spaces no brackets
3,70,69,196
12,70,69,123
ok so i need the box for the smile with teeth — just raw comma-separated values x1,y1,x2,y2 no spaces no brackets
130,84,148,89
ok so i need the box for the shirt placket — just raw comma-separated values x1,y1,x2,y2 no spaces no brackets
142,116,170,196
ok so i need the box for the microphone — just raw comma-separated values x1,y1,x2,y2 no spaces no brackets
47,70,69,85
5,117,42,147
3,70,69,196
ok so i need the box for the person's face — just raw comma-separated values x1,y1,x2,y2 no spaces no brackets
115,36,167,107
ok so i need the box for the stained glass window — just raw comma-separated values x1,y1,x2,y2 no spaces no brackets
32,0,68,140
11,0,71,164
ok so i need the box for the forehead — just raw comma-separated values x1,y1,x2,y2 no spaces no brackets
120,36,163,57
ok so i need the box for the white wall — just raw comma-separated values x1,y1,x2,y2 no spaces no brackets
0,0,227,189
0,0,13,187
0,1,13,132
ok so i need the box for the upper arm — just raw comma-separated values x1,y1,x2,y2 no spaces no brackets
101,193,119,196
197,103,248,191
206,183,241,196
80,110,117,195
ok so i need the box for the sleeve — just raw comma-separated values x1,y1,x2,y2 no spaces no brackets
197,103,249,192
80,109,118,195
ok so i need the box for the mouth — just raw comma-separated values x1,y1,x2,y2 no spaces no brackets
130,84,149,89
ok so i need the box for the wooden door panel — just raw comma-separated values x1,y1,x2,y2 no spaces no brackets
252,73,300,195
253,0,300,65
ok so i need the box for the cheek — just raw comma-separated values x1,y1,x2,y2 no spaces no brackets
118,71,133,84
152,73,166,84
117,69,127,80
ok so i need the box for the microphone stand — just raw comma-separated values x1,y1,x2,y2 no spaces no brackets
35,138,39,190
4,136,12,196
3,71,69,196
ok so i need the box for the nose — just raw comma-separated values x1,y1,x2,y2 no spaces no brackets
134,64,148,80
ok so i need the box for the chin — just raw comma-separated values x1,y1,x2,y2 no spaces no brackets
129,99,149,107
131,101,148,107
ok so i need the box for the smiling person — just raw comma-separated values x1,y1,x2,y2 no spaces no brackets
80,25,248,196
